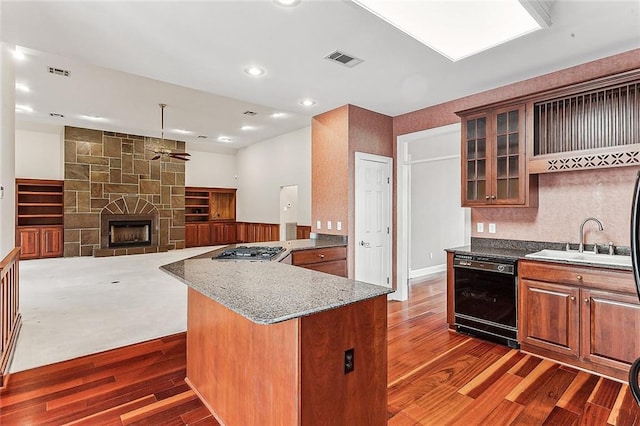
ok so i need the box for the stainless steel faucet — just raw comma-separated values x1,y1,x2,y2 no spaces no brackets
579,217,604,253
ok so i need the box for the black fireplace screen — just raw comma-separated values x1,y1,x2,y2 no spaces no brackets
109,220,152,248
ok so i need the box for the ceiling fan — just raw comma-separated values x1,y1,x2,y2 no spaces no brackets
148,103,191,161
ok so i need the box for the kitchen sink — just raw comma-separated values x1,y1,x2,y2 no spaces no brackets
525,249,631,267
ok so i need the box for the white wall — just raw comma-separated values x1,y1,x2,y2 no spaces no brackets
401,123,470,277
185,146,237,188
236,126,311,225
15,126,64,179
0,42,17,257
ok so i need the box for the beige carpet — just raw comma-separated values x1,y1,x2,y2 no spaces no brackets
10,246,218,373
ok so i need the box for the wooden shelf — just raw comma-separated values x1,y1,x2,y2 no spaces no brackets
15,178,65,259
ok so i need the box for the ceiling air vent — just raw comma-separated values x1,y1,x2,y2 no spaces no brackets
48,66,70,77
49,112,64,118
324,50,364,68
197,135,208,139
243,111,258,116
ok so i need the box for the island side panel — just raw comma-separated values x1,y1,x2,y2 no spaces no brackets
186,288,300,425
300,295,388,425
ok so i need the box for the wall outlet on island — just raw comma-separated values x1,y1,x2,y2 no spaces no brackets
327,221,332,230
477,223,484,233
316,220,321,229
489,223,496,234
337,221,342,231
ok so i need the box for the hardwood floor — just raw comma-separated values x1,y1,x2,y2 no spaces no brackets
1,272,640,425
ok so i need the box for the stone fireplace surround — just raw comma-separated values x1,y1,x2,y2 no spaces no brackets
63,126,185,257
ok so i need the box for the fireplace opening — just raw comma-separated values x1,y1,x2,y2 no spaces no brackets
109,220,152,248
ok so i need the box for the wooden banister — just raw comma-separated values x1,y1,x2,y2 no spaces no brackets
0,247,22,390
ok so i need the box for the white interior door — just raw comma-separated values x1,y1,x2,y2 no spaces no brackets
355,152,392,289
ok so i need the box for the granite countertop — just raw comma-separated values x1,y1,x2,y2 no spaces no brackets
160,238,393,325
447,238,632,271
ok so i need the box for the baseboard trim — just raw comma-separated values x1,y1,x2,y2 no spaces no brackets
409,264,446,279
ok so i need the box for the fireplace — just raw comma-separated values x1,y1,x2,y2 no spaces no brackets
100,210,158,252
108,220,152,248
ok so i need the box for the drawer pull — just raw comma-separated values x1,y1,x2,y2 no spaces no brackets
570,296,576,301
576,275,583,281
584,298,590,303
319,254,325,259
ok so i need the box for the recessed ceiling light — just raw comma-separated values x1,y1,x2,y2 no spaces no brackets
172,129,192,135
241,125,255,131
218,136,233,143
299,99,317,107
13,50,26,60
352,0,543,61
80,115,105,121
273,0,301,7
244,66,265,77
15,105,33,113
271,112,287,118
15,82,30,93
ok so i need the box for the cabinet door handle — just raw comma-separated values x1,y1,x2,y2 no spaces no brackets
584,298,590,303
570,296,576,301
485,195,490,200
576,275,583,281
491,195,496,199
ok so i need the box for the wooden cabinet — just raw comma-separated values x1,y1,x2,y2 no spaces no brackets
459,104,537,207
17,226,63,259
15,179,64,259
185,187,237,247
292,246,347,277
185,223,211,248
519,260,640,381
236,222,280,244
211,222,237,245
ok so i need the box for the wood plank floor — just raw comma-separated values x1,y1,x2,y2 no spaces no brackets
2,272,640,425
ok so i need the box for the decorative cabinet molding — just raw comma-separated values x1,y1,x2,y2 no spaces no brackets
527,70,640,174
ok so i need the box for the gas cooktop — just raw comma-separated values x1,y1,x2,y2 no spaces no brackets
214,246,284,261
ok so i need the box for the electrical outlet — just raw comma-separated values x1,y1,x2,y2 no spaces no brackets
337,221,342,231
344,348,354,374
489,223,496,234
327,220,332,230
316,220,321,230
429,252,433,259
477,222,484,233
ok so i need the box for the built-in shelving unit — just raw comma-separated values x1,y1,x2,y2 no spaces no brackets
185,187,237,247
15,179,64,259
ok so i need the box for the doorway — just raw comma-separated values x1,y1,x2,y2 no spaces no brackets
279,185,298,241
396,123,470,301
354,152,392,291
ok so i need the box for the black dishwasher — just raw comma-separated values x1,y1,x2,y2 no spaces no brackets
453,253,519,348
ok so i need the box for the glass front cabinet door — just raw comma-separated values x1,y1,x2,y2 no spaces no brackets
460,104,533,207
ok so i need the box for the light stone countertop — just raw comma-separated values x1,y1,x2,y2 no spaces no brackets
160,240,393,325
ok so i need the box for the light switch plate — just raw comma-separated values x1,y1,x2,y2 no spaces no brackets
316,220,321,229
489,223,496,234
477,222,484,233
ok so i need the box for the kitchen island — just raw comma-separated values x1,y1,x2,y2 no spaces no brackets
161,242,392,425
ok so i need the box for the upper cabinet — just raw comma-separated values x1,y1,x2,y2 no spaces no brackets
527,70,640,173
459,104,537,207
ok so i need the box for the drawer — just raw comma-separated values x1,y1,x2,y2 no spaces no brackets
292,246,346,266
300,260,347,278
519,260,634,294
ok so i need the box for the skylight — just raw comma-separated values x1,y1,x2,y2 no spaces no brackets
352,0,545,61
